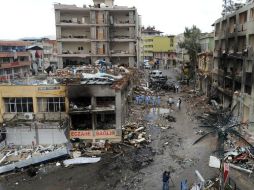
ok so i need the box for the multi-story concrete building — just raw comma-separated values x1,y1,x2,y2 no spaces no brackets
141,27,162,60
141,27,175,63
0,68,132,145
41,39,58,68
54,0,140,68
197,33,214,96
213,2,254,132
23,38,58,71
0,41,31,82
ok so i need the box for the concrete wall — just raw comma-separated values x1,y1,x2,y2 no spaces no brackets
5,126,67,146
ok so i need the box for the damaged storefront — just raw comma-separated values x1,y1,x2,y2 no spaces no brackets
0,85,69,145
68,83,129,143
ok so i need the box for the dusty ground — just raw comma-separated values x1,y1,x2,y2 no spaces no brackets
0,66,252,190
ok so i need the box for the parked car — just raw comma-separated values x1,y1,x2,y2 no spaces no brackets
150,70,163,77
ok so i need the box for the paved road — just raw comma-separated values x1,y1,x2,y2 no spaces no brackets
139,66,217,190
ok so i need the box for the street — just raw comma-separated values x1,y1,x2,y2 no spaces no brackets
1,66,254,190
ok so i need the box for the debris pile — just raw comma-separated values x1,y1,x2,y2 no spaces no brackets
122,122,151,147
225,146,254,173
70,140,113,156
0,144,69,174
162,114,176,122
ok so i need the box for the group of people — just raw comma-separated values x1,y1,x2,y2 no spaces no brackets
135,95,161,107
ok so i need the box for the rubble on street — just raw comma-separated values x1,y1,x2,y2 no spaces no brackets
0,144,69,174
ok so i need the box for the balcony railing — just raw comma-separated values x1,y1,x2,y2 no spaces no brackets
0,61,31,69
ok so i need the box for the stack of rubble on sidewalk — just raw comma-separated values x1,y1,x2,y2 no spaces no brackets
182,90,214,119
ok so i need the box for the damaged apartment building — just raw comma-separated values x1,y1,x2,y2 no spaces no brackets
54,0,141,68
0,41,31,82
197,33,214,97
0,67,132,145
213,2,254,129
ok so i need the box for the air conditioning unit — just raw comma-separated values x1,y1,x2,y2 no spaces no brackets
24,113,34,120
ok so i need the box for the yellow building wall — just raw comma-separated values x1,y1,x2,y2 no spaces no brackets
0,85,68,123
153,36,175,53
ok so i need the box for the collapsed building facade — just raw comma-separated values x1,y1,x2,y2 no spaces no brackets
213,2,254,131
54,0,141,68
0,41,31,82
197,33,214,97
0,67,132,145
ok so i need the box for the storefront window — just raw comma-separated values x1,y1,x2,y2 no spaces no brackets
4,97,33,113
37,97,65,112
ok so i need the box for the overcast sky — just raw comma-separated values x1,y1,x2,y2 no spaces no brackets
0,0,222,40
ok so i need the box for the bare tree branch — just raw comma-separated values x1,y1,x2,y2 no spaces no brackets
193,130,217,145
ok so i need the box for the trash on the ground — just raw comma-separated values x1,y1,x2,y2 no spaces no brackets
63,157,101,167
72,151,81,158
0,146,68,174
162,114,176,122
196,130,205,135
209,156,220,169
229,163,253,174
122,122,150,146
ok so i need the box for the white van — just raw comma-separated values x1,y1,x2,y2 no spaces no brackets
150,70,163,77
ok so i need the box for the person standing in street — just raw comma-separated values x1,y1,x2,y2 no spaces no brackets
162,171,170,190
175,84,179,93
177,98,182,110
168,97,173,108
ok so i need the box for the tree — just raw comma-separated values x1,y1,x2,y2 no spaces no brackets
222,0,246,16
179,25,201,81
193,104,253,190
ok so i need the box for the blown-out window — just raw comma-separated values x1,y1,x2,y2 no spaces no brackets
4,97,33,113
37,97,65,112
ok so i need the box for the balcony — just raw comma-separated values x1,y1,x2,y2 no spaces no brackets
59,36,91,42
112,35,135,42
59,51,91,58
114,20,135,27
0,61,31,69
0,52,30,58
110,50,135,57
228,24,236,34
237,23,247,34
57,22,90,27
